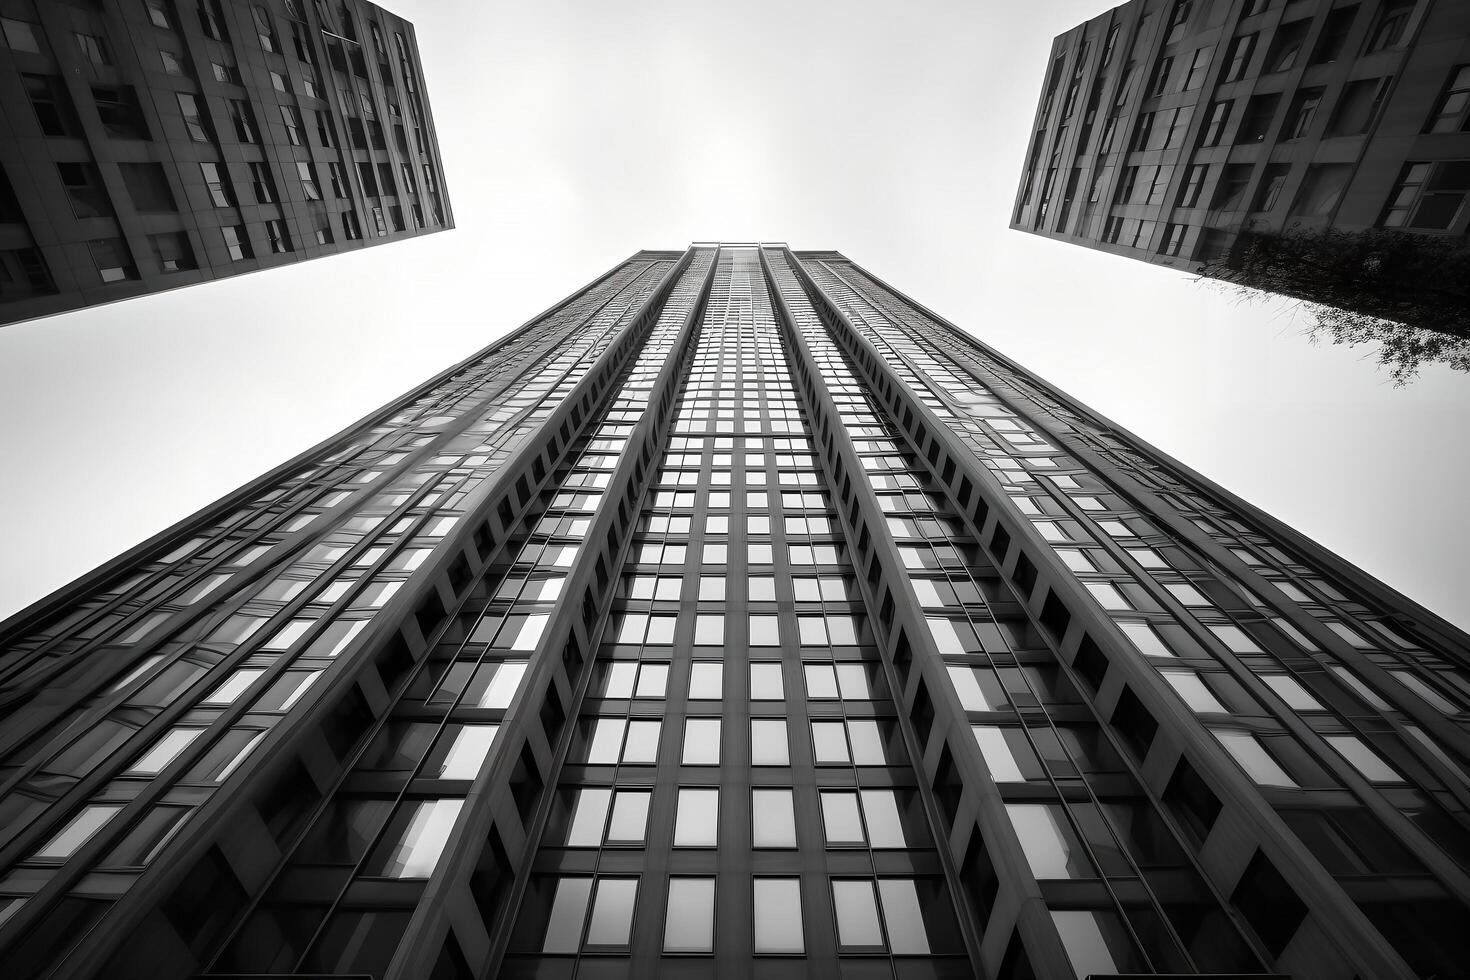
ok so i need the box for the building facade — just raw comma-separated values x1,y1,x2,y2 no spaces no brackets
0,0,451,328
1012,0,1470,276
1,244,1468,980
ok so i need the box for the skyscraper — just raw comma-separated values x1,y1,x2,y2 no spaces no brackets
1012,0,1470,281
0,0,451,328
1,243,1467,980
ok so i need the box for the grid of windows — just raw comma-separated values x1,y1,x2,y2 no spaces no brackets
0,0,452,327
3,244,1468,980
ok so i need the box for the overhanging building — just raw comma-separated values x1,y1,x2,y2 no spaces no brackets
0,0,451,328
0,244,1468,980
1012,0,1470,277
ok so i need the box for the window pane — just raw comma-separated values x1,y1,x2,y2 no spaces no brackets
750,663,784,700
606,790,650,844
36,805,123,859
877,879,930,954
427,725,497,779
861,789,907,848
973,725,1026,780
585,877,638,947
752,788,796,847
622,720,661,763
1162,672,1227,712
674,788,719,846
811,721,849,763
1006,804,1092,878
543,877,592,952
689,662,722,699
127,728,204,775
753,878,804,953
682,718,720,764
366,799,463,877
664,878,715,952
821,792,865,844
832,879,884,948
1051,910,1121,979
1325,735,1403,783
586,718,625,763
751,719,789,765
1214,731,1296,787
565,788,611,846
1119,621,1174,657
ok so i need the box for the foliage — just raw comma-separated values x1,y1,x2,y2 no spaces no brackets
1202,225,1470,341
1199,225,1470,384
1302,303,1470,386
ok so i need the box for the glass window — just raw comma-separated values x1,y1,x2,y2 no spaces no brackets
847,720,887,764
832,879,884,949
751,719,789,765
35,804,123,859
1214,731,1296,787
584,877,638,947
682,718,720,764
749,614,780,646
1051,910,1128,979
688,662,722,699
821,792,865,845
424,725,497,779
542,877,592,952
1324,735,1403,783
203,668,264,705
862,789,907,847
878,879,931,954
973,725,1027,781
752,788,796,847
365,799,463,877
1006,803,1092,878
622,720,661,763
1162,672,1227,712
565,788,611,846
674,788,719,846
811,721,850,763
607,790,650,843
664,878,715,953
693,614,723,644
1119,621,1175,657
753,878,804,953
127,727,204,775
1262,673,1322,711
750,663,784,700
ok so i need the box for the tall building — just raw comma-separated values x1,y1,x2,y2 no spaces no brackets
1,243,1468,980
0,0,451,328
1011,0,1470,278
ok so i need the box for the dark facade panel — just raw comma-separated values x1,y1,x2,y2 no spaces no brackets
0,0,453,327
1011,0,1470,275
0,244,1467,980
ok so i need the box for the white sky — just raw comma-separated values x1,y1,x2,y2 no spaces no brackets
1,0,1466,631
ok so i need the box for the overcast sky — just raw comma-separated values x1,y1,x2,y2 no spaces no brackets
1,0,1466,632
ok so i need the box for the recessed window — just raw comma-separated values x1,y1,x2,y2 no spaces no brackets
752,788,796,848
88,238,138,283
663,878,715,953
542,876,638,952
1213,730,1296,787
1006,803,1091,878
753,878,804,953
127,728,204,775
1118,621,1175,657
35,804,123,860
673,788,719,846
1162,671,1227,712
750,719,789,765
681,718,720,765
